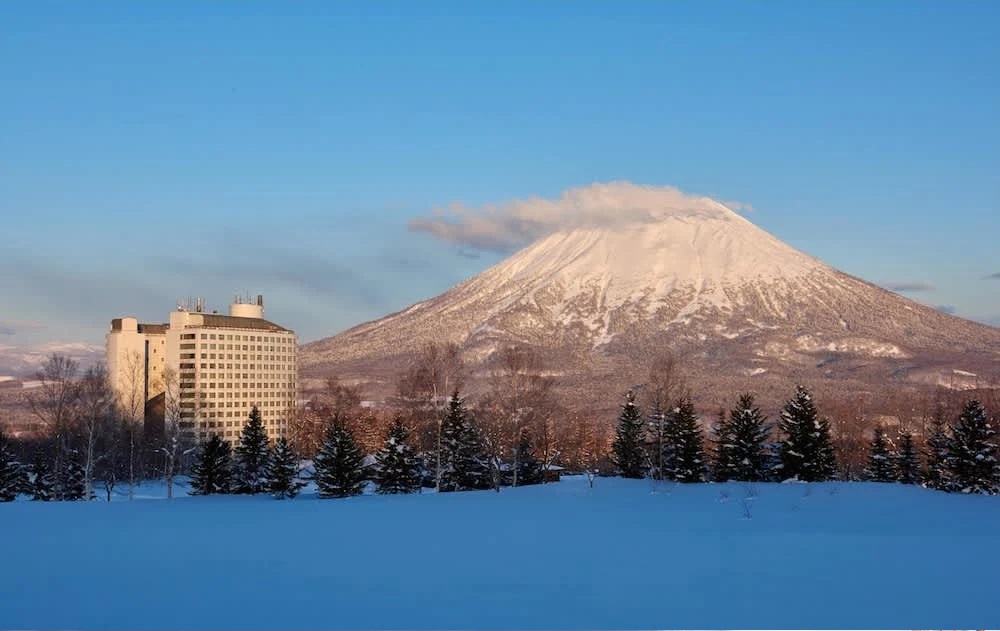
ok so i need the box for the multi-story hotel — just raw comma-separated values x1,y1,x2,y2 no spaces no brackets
107,295,297,444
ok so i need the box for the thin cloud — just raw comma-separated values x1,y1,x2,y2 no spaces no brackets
408,182,745,252
935,305,957,315
883,282,936,293
0,321,45,336
985,272,1000,280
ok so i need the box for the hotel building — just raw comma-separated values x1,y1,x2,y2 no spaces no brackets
107,295,297,443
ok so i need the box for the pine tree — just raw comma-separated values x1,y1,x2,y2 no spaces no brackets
612,390,646,479
778,385,837,482
60,455,88,501
669,397,706,483
265,436,304,499
373,417,421,495
514,427,543,486
439,392,489,492
314,415,366,498
863,426,895,482
30,453,54,501
895,430,920,484
233,406,271,494
711,407,733,482
946,400,999,495
190,434,233,495
921,407,951,490
0,428,26,502
725,393,771,482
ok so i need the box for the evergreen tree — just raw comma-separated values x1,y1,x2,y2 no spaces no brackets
612,390,646,479
946,400,999,495
921,407,952,490
514,427,543,486
60,455,88,501
711,407,733,482
778,385,837,482
438,392,489,492
314,415,366,498
374,417,421,495
190,434,233,495
895,430,920,484
724,393,771,482
265,436,304,499
669,397,706,483
0,428,26,502
233,406,271,494
30,453,54,501
863,426,895,482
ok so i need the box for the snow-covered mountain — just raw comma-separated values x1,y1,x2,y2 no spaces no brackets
0,342,104,379
301,194,999,404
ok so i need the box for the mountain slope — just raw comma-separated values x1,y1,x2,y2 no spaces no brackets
302,199,999,401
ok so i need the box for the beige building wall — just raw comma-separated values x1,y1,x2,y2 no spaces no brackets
106,317,167,417
112,296,297,445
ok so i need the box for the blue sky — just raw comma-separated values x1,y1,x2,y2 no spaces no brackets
1,1,998,348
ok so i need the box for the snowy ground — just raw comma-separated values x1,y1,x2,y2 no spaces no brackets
3,476,998,630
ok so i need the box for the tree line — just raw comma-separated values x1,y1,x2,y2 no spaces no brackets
0,355,189,502
609,383,999,494
1,347,997,502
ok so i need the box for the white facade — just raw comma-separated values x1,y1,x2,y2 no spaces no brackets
107,296,297,444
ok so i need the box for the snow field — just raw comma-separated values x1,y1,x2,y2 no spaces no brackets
2,476,998,630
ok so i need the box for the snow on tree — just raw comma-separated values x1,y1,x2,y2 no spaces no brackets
863,426,895,482
612,390,646,479
374,417,421,495
30,453,54,501
0,428,27,502
438,392,489,492
946,399,999,495
190,434,234,495
265,436,304,499
921,406,952,490
711,406,733,482
721,393,771,482
314,414,366,498
234,406,271,494
894,430,920,484
778,385,837,482
59,454,88,501
668,397,706,483
514,427,543,486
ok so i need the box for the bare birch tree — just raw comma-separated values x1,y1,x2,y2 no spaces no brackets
27,354,80,495
114,350,146,499
396,342,465,490
158,366,194,499
76,364,116,500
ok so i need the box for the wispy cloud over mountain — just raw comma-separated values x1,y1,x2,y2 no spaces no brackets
408,182,748,252
882,282,936,293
